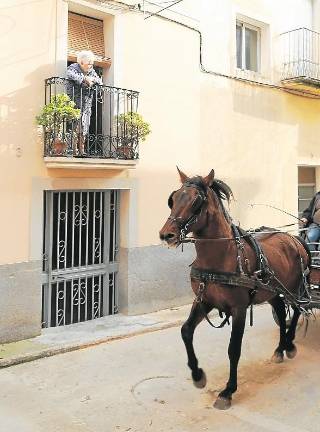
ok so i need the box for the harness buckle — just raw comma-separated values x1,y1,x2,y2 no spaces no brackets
259,253,266,264
254,269,262,278
179,229,186,241
235,236,242,247
196,281,206,303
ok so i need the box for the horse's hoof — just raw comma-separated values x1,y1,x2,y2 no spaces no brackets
214,397,232,410
286,345,297,359
271,352,284,363
193,369,207,389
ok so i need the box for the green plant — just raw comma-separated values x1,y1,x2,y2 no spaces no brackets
115,112,151,142
36,93,80,133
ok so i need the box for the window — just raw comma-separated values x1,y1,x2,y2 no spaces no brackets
236,21,260,72
298,167,316,218
298,185,315,217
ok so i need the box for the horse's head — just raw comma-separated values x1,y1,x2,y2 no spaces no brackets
159,168,216,247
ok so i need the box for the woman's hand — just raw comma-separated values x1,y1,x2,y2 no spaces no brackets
84,76,94,87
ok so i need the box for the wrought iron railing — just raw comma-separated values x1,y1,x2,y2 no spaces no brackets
280,28,320,83
43,77,140,159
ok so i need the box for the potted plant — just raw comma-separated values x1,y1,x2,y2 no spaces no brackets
36,94,81,155
114,112,151,159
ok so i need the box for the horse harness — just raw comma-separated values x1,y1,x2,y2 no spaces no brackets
169,181,311,328
190,224,312,328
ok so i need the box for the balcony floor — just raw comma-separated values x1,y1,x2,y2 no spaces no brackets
44,157,138,170
281,77,320,96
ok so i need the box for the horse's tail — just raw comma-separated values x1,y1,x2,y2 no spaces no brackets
294,235,312,268
292,235,313,309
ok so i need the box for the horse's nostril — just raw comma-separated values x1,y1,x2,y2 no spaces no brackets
159,232,176,241
166,233,175,240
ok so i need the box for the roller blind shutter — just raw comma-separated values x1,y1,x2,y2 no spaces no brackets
68,12,110,65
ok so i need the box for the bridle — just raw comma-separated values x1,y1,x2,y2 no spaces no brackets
167,181,207,242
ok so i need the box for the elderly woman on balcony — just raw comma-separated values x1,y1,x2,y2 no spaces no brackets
66,50,103,156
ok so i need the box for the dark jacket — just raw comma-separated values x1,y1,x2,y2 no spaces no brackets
302,191,320,224
66,63,103,136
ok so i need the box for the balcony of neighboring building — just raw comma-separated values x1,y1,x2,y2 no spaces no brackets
280,27,320,94
42,77,140,169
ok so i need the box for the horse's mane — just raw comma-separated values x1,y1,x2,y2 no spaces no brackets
210,179,233,203
187,176,233,203
187,176,233,223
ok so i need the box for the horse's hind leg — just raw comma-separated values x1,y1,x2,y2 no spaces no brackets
269,296,287,363
285,306,300,359
181,300,212,389
214,307,246,410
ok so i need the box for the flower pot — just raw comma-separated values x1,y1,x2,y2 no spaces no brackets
52,137,67,155
118,144,134,159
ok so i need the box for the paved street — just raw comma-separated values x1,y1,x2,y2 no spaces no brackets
1,304,320,432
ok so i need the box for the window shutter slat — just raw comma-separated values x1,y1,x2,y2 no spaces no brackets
68,12,109,63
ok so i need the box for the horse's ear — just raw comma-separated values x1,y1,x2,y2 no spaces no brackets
176,166,189,183
203,169,215,187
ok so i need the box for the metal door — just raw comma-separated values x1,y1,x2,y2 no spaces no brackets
42,190,119,327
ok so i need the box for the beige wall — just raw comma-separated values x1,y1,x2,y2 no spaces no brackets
199,76,320,229
113,11,201,247
1,0,58,264
1,0,320,265
313,0,320,32
121,0,320,243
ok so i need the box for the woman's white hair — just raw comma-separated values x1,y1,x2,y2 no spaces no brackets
77,50,95,64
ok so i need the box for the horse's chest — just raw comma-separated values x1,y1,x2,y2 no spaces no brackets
191,280,244,310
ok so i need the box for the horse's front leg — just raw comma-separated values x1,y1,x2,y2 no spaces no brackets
214,307,247,410
181,300,213,389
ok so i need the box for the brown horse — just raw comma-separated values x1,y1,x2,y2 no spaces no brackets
159,168,310,410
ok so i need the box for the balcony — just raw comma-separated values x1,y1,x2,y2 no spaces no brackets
280,28,320,94
42,77,140,169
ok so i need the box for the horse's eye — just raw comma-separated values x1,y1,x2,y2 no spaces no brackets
168,191,176,209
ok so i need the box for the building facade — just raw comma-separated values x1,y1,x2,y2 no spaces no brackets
1,0,320,342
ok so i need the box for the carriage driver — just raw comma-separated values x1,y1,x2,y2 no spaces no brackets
301,190,320,251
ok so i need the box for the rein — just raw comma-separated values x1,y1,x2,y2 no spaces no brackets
180,223,301,244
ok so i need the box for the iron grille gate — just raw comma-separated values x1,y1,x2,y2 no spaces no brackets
42,190,119,328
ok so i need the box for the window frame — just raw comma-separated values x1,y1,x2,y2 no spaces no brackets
236,20,261,73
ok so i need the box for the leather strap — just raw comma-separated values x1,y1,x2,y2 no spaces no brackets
190,267,277,293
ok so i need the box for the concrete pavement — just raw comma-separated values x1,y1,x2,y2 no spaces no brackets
0,304,320,431
0,304,193,368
